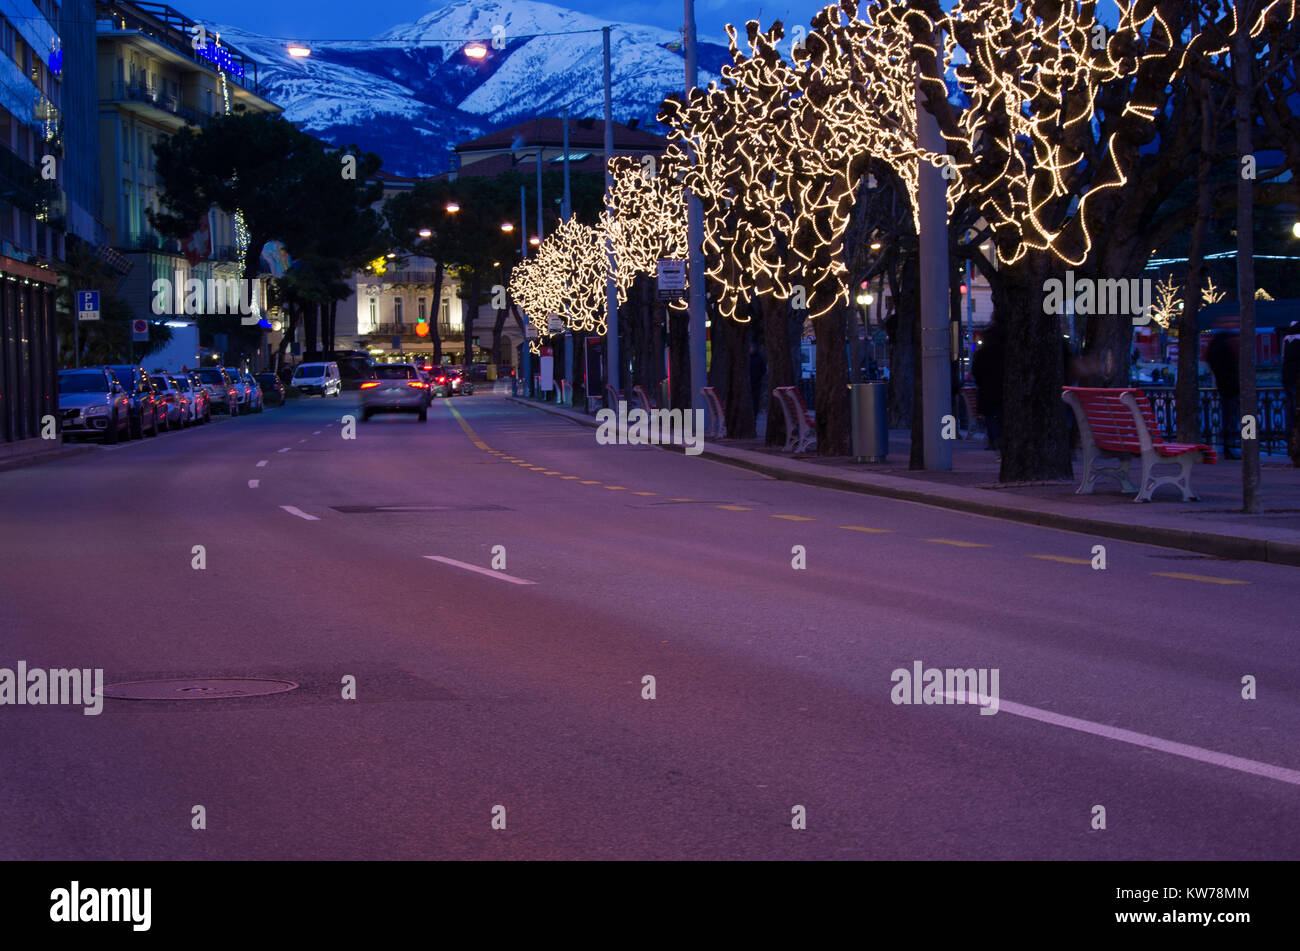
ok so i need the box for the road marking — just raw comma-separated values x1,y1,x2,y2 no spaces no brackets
923,538,990,548
542,470,561,475
717,505,752,511
313,430,321,435
975,695,1300,788
632,491,658,496
423,555,536,585
1152,572,1249,586
280,505,319,521
604,485,628,491
1029,554,1091,565
277,447,290,453
839,525,893,534
580,480,601,485
670,498,697,502
561,475,580,480
256,460,267,467
444,403,492,450
248,479,259,488
298,439,307,443
772,514,815,521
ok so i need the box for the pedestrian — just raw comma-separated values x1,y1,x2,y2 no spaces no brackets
749,340,767,418
1279,319,1300,457
972,320,1006,452
1206,330,1240,460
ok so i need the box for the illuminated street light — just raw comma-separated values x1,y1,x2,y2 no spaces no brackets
529,235,540,246
445,202,460,213
501,222,515,233
869,241,882,251
1292,221,1300,239
418,228,432,238
464,43,488,60
287,44,311,58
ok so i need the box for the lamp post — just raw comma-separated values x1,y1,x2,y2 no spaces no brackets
684,0,707,423
602,25,619,406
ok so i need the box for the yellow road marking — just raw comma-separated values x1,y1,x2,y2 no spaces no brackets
1029,555,1092,565
605,485,628,491
923,538,990,548
839,526,894,534
632,491,658,496
771,514,815,522
670,498,696,502
1152,572,1249,586
560,475,579,480
580,480,601,485
717,505,752,511
542,471,561,475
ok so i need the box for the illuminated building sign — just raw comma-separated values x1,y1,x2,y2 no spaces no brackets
196,42,244,79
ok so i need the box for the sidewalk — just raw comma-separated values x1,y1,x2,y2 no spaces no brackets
0,438,94,474
508,396,1300,567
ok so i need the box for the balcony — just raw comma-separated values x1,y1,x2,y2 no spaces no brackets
110,81,209,127
122,232,181,254
373,322,462,338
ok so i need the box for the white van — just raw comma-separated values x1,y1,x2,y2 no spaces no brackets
293,361,341,397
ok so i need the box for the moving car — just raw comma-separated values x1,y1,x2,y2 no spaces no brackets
428,367,455,398
57,368,130,443
256,372,286,407
293,361,342,397
195,366,239,415
149,373,185,429
105,365,162,437
360,363,428,421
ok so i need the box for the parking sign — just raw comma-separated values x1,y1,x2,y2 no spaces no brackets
131,319,149,342
76,290,100,322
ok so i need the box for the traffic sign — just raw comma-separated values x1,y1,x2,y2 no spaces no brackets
131,319,149,342
657,259,687,300
76,290,100,322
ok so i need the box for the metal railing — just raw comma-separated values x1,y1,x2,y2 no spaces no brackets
109,81,209,126
1144,386,1292,455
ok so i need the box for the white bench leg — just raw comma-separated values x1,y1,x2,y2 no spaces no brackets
1135,454,1200,503
1077,447,1136,495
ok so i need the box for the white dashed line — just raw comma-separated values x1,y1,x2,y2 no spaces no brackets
280,505,319,521
972,695,1300,787
277,448,290,453
298,439,307,443
313,430,321,435
256,460,267,467
422,555,536,585
248,479,259,488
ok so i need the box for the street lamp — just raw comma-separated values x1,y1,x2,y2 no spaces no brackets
445,202,460,214
500,222,515,233
418,228,432,238
529,235,540,246
287,44,310,58
1292,221,1300,239
870,241,882,251
464,43,488,60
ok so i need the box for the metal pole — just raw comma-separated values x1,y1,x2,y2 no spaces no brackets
563,108,574,404
603,25,619,404
965,255,974,379
74,306,79,368
916,70,952,470
520,184,531,396
684,0,707,422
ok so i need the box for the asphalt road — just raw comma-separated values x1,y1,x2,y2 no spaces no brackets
1,390,1297,859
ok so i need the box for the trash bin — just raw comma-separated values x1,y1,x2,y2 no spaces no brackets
849,382,888,462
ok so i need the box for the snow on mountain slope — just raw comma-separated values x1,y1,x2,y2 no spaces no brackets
217,0,731,177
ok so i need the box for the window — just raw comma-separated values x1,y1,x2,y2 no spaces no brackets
440,299,449,322
368,298,377,324
418,298,427,322
393,297,403,324
137,131,144,166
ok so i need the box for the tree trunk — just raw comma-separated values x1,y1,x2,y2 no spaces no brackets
1233,10,1260,513
431,262,444,365
1178,76,1215,444
762,294,795,446
304,301,318,355
814,304,850,455
491,306,507,364
888,251,916,433
326,299,337,355
718,314,755,438
1000,253,1072,482
668,298,691,410
463,274,479,365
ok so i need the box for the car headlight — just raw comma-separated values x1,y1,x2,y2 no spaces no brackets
83,404,108,415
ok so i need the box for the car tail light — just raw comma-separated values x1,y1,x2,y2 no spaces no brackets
437,376,447,384
360,381,380,389
406,381,424,389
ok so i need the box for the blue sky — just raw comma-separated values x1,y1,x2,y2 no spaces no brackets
177,0,834,44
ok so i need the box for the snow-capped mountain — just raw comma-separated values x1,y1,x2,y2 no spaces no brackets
218,0,733,178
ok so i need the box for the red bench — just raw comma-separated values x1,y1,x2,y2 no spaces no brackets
632,384,658,413
701,386,727,438
1062,387,1217,502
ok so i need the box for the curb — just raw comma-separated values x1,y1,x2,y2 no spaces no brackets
506,396,1300,568
0,443,96,474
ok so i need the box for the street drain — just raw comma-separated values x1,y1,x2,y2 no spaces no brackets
103,678,299,701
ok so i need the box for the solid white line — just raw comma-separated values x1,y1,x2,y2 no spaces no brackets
248,479,259,488
277,447,290,453
256,460,267,467
970,694,1300,787
280,505,319,521
422,555,536,585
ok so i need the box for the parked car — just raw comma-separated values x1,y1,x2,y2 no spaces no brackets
236,369,264,413
292,361,342,397
149,373,185,429
194,366,239,415
104,365,162,437
57,368,131,443
256,372,286,407
174,371,211,425
360,363,429,421
227,367,253,412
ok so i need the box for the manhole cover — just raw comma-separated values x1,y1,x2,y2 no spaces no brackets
103,678,299,700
